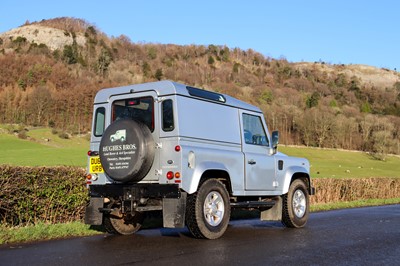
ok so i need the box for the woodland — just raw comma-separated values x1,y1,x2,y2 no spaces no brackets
1,18,400,158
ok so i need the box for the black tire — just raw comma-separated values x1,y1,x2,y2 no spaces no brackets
99,119,155,183
103,207,144,235
282,179,310,228
186,179,231,239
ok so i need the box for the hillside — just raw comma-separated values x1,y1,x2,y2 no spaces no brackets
294,62,399,89
1,17,400,157
0,24,86,51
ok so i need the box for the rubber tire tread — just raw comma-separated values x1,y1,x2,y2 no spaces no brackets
282,179,310,228
186,179,231,239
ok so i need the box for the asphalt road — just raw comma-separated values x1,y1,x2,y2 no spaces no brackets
1,205,399,266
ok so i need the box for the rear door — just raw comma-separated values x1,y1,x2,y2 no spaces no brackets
240,111,277,191
108,91,160,181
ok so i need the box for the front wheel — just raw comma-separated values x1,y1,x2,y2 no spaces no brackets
282,179,310,228
186,179,231,239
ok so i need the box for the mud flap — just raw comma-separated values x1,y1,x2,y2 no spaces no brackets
162,192,187,228
260,197,282,221
84,197,104,225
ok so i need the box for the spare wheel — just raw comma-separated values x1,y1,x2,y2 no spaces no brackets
99,119,155,182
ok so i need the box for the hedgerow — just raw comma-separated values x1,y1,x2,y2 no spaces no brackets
0,165,399,227
311,177,400,204
0,165,87,227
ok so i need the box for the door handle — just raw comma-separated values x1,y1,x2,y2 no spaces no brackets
248,159,256,165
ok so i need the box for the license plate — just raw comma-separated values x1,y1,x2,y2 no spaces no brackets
89,156,104,173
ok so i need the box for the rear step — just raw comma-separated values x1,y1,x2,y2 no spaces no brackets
230,200,276,209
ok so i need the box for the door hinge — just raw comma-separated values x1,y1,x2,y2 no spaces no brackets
155,169,162,176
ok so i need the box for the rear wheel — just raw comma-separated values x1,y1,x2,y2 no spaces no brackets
282,179,310,228
186,179,231,239
103,204,144,235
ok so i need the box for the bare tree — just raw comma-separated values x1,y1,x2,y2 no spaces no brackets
28,86,52,126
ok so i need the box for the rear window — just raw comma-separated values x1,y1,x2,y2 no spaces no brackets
94,107,105,137
112,97,154,132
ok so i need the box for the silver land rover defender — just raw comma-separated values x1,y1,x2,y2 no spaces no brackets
85,81,315,239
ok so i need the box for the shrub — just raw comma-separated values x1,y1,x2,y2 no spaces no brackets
208,55,215,65
58,132,69,139
17,130,28,139
311,178,400,204
154,68,163,81
13,36,27,45
0,166,87,226
62,45,77,64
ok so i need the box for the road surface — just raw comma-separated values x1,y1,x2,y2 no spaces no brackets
1,205,399,265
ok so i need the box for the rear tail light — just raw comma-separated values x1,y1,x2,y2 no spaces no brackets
87,150,99,156
175,145,181,152
166,171,174,180
86,175,92,186
166,171,181,181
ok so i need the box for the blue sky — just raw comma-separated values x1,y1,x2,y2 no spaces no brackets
1,0,399,70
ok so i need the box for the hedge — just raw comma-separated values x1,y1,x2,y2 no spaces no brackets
0,166,87,227
311,177,400,204
1,165,399,227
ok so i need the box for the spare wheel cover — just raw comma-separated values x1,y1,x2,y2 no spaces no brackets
99,119,155,182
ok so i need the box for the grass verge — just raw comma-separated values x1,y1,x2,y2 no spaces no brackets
1,198,399,245
0,221,102,245
310,198,400,212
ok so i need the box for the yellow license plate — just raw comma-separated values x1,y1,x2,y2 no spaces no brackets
89,156,104,173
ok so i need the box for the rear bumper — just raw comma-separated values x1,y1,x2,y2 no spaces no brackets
88,183,181,200
85,183,184,227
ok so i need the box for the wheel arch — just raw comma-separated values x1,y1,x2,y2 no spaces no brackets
282,166,312,195
201,169,232,194
185,161,232,195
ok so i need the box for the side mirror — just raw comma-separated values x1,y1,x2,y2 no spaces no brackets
271,131,279,154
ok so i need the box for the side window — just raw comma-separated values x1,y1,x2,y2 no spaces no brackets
242,113,269,146
162,99,174,131
94,107,105,137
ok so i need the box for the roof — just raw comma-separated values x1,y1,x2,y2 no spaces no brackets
94,80,262,113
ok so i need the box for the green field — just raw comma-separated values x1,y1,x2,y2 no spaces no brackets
280,146,400,178
0,128,88,167
1,128,400,178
